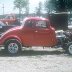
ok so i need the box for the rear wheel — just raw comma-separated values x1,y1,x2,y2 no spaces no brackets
4,39,22,55
66,42,72,55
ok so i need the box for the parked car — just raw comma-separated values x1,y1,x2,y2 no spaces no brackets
0,14,21,34
0,17,57,55
0,21,17,35
0,14,20,25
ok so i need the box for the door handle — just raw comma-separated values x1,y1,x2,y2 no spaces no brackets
35,30,38,32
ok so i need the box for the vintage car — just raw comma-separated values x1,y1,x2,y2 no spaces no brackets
0,15,20,34
0,14,20,25
0,17,57,54
0,14,16,24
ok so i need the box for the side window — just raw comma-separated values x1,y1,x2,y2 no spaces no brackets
25,20,34,27
36,20,48,28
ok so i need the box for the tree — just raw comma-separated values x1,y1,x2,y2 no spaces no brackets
66,0,72,13
56,0,67,12
44,0,72,13
55,0,72,12
44,0,56,14
35,2,42,16
14,0,29,18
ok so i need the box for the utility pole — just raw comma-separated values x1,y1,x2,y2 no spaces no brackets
18,1,21,20
2,4,4,15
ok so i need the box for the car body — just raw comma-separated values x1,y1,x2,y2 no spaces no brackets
0,17,57,54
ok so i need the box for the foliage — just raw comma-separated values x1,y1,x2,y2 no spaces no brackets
14,0,29,14
44,0,72,13
66,0,72,11
44,0,56,13
14,0,28,9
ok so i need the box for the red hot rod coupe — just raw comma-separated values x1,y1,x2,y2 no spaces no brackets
0,17,57,54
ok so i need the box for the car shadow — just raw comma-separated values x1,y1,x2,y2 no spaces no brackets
0,49,65,57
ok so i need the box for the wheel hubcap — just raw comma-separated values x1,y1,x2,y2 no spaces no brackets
8,43,18,54
68,45,72,54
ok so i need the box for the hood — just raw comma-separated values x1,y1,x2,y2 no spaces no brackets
9,26,22,30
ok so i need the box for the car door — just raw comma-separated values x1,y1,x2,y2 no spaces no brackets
21,20,35,46
34,20,56,46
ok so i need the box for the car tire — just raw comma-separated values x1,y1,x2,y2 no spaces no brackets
66,42,72,55
4,39,22,55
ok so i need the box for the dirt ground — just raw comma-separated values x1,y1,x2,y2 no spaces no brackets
0,47,72,72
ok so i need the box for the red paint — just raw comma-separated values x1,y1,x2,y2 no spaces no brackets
0,17,57,47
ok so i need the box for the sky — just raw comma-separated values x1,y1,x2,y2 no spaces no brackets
0,0,45,15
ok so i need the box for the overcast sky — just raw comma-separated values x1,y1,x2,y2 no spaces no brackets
0,0,45,15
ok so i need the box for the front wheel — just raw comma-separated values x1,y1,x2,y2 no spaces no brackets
4,39,22,55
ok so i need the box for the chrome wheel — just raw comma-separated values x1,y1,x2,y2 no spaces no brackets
8,43,19,54
5,39,21,55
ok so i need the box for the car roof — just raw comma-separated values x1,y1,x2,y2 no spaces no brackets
23,17,49,22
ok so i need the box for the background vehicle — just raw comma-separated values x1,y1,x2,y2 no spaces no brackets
55,30,72,55
0,14,21,34
0,14,20,25
0,21,17,34
0,17,57,55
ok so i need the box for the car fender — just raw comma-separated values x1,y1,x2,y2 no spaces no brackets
2,35,22,45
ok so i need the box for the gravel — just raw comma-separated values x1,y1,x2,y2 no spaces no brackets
0,47,72,72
